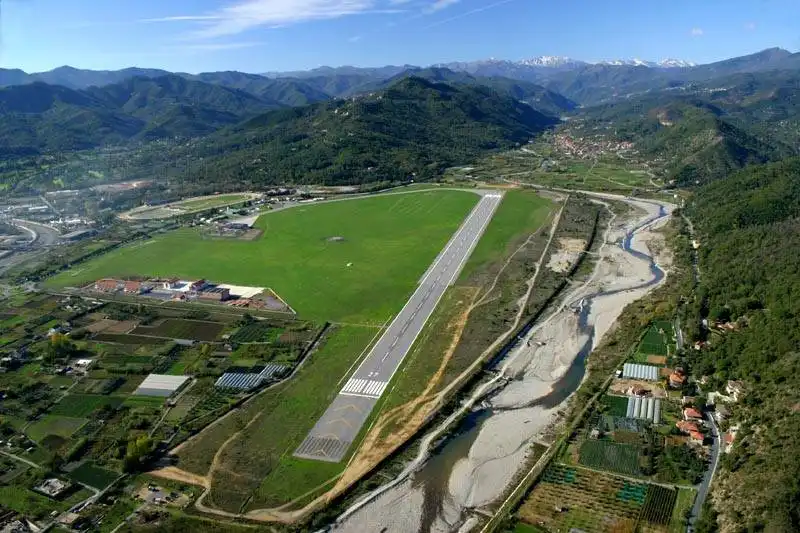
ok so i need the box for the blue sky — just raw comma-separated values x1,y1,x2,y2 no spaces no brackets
2,0,799,73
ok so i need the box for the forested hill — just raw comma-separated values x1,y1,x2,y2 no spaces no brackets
176,76,559,185
685,158,800,531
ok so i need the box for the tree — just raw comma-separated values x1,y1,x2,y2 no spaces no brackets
123,435,154,473
45,333,77,365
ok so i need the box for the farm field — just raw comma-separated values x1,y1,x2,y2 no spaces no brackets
25,415,88,441
601,394,631,417
48,190,479,324
637,321,675,357
518,464,685,533
579,439,642,477
519,464,648,533
50,394,123,417
175,325,379,511
68,462,119,489
230,322,283,343
130,318,224,341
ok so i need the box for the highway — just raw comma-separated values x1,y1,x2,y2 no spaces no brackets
294,192,503,462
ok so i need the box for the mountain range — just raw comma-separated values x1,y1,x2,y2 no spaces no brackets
0,47,798,188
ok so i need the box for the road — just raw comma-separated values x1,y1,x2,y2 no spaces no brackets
294,192,503,462
688,412,721,531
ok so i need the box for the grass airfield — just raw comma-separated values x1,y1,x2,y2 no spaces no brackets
49,190,479,324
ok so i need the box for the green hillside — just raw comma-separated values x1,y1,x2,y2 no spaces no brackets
685,158,800,530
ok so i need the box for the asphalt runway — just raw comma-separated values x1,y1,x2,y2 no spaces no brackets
294,192,503,462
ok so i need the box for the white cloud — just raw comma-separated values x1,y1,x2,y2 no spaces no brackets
690,27,704,37
744,22,756,31
143,0,390,39
425,0,461,13
348,35,362,42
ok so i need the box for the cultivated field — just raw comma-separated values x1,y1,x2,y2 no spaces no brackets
130,318,224,341
68,462,119,489
49,190,479,324
579,439,641,477
518,464,685,533
519,464,647,533
25,415,87,441
49,394,123,417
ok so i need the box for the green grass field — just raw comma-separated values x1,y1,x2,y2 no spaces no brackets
177,325,379,512
26,415,88,441
458,189,553,282
68,462,120,489
49,190,479,324
50,394,123,417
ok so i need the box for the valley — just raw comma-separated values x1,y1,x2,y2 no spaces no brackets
0,43,798,533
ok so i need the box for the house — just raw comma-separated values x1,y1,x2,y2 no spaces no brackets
714,404,732,423
707,391,734,405
162,278,181,290
683,407,703,421
669,371,687,389
676,420,700,434
190,279,208,291
689,430,705,444
726,380,745,401
33,478,71,498
94,278,120,292
723,431,736,452
124,281,143,294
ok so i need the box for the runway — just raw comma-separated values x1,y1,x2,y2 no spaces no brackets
294,192,503,462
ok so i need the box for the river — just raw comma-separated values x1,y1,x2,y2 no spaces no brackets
331,195,673,533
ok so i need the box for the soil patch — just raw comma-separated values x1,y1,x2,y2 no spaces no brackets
546,237,586,273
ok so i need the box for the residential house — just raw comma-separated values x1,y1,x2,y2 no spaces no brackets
726,380,745,402
676,421,704,444
669,370,687,389
683,407,703,421
714,404,732,423
707,391,734,406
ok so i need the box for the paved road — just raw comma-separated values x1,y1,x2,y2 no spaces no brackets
688,412,721,531
294,192,503,462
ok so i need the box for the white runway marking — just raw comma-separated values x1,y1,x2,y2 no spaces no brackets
341,378,388,398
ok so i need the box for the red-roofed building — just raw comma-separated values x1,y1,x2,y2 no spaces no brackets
676,421,700,434
94,279,120,292
669,371,687,389
683,407,703,421
689,430,705,443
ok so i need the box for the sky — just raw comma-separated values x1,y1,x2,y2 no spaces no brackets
1,0,799,74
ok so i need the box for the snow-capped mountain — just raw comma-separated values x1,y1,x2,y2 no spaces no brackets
519,56,588,68
657,58,696,68
595,58,695,68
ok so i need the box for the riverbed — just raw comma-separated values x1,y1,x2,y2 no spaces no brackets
332,195,673,533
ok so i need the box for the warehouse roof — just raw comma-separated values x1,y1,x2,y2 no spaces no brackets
134,374,189,397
